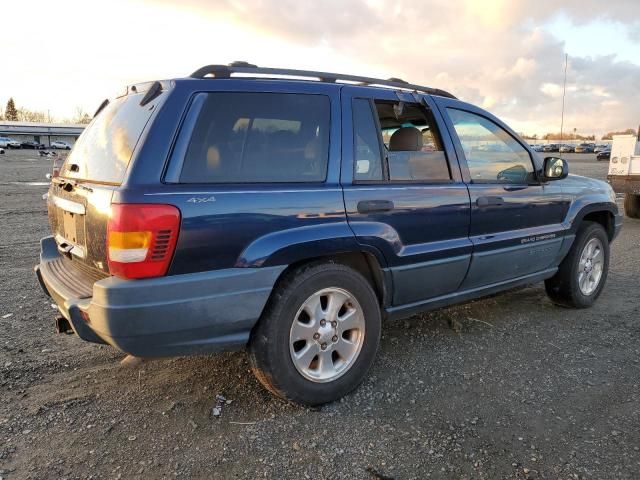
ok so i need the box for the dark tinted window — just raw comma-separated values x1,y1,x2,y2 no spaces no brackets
447,108,534,183
62,93,161,184
180,93,330,183
376,101,451,182
352,99,383,181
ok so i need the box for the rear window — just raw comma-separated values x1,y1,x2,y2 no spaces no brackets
179,92,330,183
61,92,160,184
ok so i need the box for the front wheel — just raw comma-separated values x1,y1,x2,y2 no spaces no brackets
248,262,381,405
545,221,609,308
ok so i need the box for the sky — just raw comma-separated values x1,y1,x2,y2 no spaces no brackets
1,0,639,137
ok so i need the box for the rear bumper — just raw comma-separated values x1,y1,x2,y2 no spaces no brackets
35,236,284,357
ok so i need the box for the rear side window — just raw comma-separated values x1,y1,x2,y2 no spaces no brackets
352,99,384,181
351,98,451,183
62,93,160,184
179,93,330,183
377,101,451,182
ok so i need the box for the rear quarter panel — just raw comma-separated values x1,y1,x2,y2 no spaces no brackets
116,79,357,274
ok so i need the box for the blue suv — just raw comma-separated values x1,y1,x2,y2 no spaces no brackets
35,62,622,405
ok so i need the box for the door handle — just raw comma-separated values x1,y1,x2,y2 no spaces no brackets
503,185,528,192
476,196,504,207
357,199,395,213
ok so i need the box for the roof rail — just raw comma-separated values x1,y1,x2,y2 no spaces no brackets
189,62,457,99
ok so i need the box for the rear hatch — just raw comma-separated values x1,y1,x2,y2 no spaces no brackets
47,82,167,279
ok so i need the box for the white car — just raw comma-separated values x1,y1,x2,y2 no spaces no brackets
0,136,22,148
50,141,72,150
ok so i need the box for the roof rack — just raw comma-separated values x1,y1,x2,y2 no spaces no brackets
189,62,456,99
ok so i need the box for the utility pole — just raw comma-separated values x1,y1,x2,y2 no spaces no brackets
560,53,568,145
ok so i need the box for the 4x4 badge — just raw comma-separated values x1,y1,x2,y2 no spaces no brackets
187,196,216,203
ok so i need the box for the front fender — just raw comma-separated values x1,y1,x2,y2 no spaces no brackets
560,175,619,234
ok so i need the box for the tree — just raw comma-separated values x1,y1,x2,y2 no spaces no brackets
602,128,637,140
5,98,18,121
17,108,48,123
72,106,92,124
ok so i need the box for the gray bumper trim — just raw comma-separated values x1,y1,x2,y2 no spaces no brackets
613,213,623,241
36,236,284,357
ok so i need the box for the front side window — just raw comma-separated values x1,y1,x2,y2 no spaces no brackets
447,108,534,183
180,92,330,183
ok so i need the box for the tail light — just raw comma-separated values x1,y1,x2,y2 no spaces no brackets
107,204,181,279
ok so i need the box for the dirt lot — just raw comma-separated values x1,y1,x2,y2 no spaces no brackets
1,149,638,479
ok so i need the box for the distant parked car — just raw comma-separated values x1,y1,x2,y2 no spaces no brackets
50,141,72,150
594,145,609,153
543,144,559,152
21,140,45,149
559,145,574,153
597,149,611,161
529,144,544,152
575,143,594,154
0,136,22,148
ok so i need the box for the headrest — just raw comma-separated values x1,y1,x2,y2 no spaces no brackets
389,127,423,151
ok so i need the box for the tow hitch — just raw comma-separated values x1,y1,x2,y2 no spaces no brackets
55,316,74,335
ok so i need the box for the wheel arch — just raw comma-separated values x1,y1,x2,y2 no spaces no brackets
576,207,616,241
265,250,391,313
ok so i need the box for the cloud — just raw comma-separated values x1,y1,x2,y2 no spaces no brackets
3,0,638,135
161,0,640,135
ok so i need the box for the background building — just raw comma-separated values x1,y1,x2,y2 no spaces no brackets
0,121,85,147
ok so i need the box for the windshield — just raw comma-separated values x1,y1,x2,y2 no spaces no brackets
61,91,162,184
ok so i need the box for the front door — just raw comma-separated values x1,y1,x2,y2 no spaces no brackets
436,99,568,288
341,86,472,307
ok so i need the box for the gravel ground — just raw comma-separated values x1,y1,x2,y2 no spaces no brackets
1,150,638,479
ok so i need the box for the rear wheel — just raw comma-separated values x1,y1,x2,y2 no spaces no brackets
545,221,609,308
248,262,381,405
624,193,640,219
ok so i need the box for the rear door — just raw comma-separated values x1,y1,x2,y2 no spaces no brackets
434,97,569,288
341,86,472,307
48,84,168,277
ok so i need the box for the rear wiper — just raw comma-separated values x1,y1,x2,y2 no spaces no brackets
51,177,93,193
51,177,72,189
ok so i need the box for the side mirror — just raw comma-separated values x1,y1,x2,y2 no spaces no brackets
542,157,568,181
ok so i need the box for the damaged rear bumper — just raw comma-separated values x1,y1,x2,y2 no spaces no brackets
35,236,284,357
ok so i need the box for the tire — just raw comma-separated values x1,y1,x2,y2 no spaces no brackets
545,221,609,308
248,262,381,405
624,193,640,219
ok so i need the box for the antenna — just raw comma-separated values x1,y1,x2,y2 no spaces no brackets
559,53,568,148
